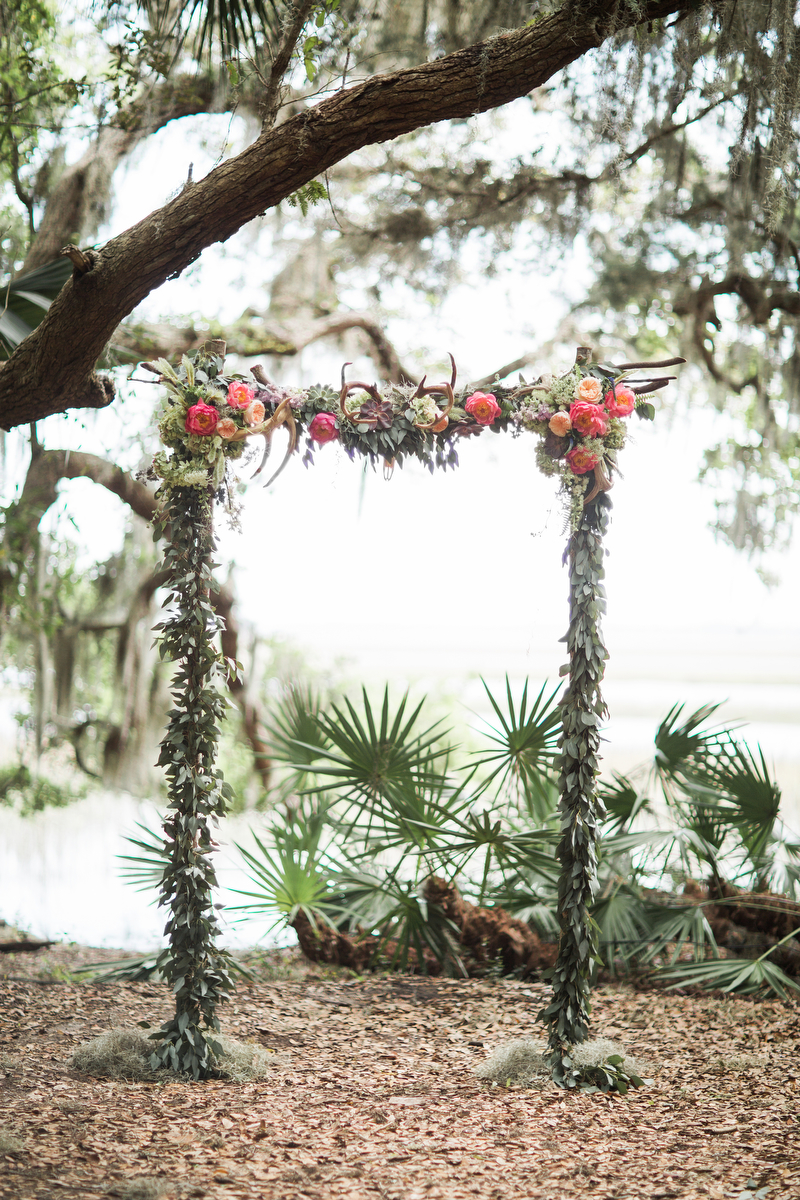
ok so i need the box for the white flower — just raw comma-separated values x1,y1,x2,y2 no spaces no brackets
412,395,437,425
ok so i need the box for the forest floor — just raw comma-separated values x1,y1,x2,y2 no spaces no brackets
0,939,798,1200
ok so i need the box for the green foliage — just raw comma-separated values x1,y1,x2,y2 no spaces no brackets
655,949,800,1002
148,478,235,1080
233,681,560,973
0,259,72,359
538,498,611,1085
470,677,561,823
286,180,328,215
233,810,339,932
0,764,85,815
0,2,86,272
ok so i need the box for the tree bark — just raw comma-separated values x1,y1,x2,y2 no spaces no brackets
0,0,684,430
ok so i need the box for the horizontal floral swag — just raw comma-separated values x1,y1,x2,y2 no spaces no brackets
148,346,683,532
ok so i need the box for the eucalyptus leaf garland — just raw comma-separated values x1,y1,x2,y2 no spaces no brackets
149,481,236,1080
538,497,611,1089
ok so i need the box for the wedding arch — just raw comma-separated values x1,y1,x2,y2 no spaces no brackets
144,337,682,1086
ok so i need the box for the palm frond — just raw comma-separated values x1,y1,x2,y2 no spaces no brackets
598,772,650,833
266,684,331,768
0,259,72,359
591,882,651,973
686,739,782,869
635,901,719,965
470,677,561,821
332,867,467,976
230,824,340,931
654,955,800,1000
137,0,282,57
118,823,168,895
301,686,452,811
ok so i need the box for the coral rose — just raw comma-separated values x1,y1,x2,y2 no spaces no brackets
465,391,501,425
217,417,237,440
431,409,449,433
244,400,266,427
574,376,603,403
569,400,608,437
604,385,636,417
565,446,600,475
227,381,255,409
185,401,219,436
309,412,339,444
548,411,572,436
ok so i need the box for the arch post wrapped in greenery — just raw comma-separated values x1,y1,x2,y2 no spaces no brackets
538,497,611,1087
150,476,235,1079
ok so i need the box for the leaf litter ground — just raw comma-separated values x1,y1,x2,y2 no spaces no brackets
1,945,798,1200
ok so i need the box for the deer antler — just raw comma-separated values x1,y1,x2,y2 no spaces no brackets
584,460,614,506
338,363,383,421
247,398,298,487
411,352,457,429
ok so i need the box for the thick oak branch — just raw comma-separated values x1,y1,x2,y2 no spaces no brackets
0,0,684,430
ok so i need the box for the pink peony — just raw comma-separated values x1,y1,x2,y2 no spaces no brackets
565,446,600,475
465,391,501,425
217,417,237,439
185,401,219,436
309,412,339,444
244,400,266,427
548,411,572,436
574,376,603,404
604,385,636,417
569,400,608,437
227,381,255,410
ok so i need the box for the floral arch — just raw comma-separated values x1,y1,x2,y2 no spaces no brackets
144,337,682,1087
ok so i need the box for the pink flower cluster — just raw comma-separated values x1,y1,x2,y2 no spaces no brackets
559,378,638,475
184,380,270,440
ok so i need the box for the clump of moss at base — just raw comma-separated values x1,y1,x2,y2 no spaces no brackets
68,1028,278,1083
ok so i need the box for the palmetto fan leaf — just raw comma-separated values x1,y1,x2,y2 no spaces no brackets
654,702,730,780
654,955,800,1001
118,822,169,894
591,882,652,973
331,867,467,976
266,684,331,768
137,0,282,55
682,739,782,871
634,901,720,966
299,686,451,812
470,677,561,821
598,772,650,833
231,829,339,931
0,258,72,359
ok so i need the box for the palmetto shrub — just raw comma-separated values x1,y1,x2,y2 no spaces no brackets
230,684,800,999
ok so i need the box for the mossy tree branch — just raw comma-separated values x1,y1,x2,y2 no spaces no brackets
0,0,685,430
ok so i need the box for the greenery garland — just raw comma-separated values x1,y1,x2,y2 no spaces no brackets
538,497,612,1088
149,346,239,1080
147,341,680,1083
